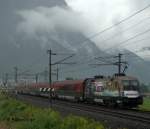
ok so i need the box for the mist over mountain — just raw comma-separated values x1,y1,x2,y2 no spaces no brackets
10,30,150,83
0,0,150,84
0,0,66,73
122,50,150,83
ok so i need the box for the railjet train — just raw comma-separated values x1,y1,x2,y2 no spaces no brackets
15,74,143,108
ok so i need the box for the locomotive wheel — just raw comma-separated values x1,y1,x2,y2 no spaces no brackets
103,99,117,108
103,100,109,107
110,100,117,108
75,97,80,103
117,102,123,108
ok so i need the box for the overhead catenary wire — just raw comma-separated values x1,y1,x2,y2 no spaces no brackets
68,16,150,68
52,54,75,65
99,16,150,45
97,28,150,55
59,8,150,74
49,5,150,76
58,62,119,75
75,3,150,50
57,25,150,75
58,55,120,74
59,57,148,75
19,3,150,67
68,27,150,69
119,36,150,48
59,47,150,74
75,23,150,66
10,3,150,79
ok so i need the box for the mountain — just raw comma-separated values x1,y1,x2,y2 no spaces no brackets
0,0,67,74
107,49,150,83
1,28,150,83
120,50,150,83
0,0,150,84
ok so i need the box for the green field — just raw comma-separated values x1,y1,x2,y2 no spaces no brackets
0,93,105,129
139,97,150,111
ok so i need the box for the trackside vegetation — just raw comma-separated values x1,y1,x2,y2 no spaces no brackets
0,93,105,129
139,97,150,111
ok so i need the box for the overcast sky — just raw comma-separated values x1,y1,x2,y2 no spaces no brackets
15,0,150,59
65,0,150,59
0,0,150,76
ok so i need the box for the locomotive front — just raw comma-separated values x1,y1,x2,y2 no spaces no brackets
118,76,143,107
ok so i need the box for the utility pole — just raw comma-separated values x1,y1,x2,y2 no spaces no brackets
14,66,18,84
91,53,127,76
47,50,75,107
35,74,38,83
4,73,8,86
56,64,59,81
47,49,52,108
47,49,56,108
118,53,122,75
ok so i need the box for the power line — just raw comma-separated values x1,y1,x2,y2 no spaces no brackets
122,49,146,56
54,48,149,75
73,29,150,67
72,14,150,66
104,28,150,52
89,4,150,38
59,6,149,71
47,49,75,107
10,4,150,80
120,36,150,47
70,28,150,68
47,49,55,108
59,58,114,74
60,42,150,75
88,53,127,75
72,12,150,66
12,3,150,73
94,56,117,64
58,53,118,73
100,16,150,45
75,3,150,50
52,54,75,65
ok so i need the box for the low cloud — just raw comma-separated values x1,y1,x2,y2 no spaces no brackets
65,0,150,57
17,0,150,58
17,6,92,49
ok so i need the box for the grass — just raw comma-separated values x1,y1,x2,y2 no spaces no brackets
0,92,105,129
139,97,150,111
0,92,130,129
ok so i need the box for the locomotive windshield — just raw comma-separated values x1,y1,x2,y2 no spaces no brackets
122,80,139,91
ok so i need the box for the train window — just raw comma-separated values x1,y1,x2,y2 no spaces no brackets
131,80,138,86
122,80,139,91
96,86,102,92
122,80,129,86
94,81,104,92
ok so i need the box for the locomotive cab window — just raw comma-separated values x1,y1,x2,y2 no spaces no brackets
122,80,139,91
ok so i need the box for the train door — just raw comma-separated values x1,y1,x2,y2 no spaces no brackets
84,79,94,101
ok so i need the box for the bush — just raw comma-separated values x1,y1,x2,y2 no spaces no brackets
61,115,104,129
0,99,27,121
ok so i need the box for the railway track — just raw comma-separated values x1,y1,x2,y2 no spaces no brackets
14,94,150,126
54,100,150,125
